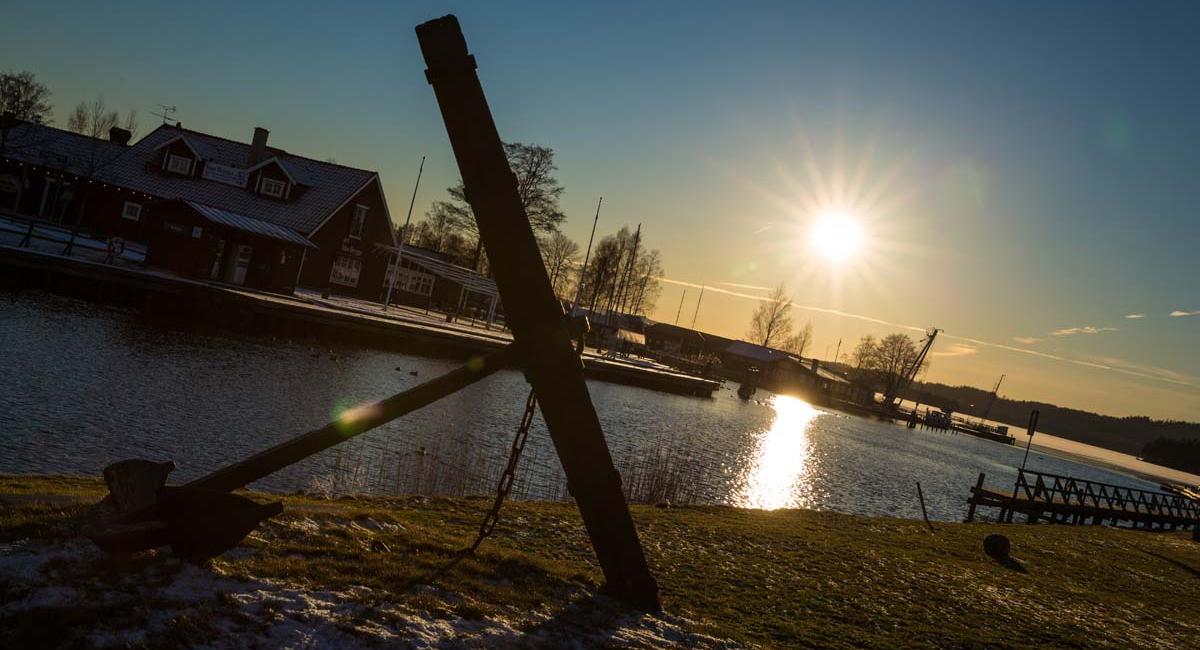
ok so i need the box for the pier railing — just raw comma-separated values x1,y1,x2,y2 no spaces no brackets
1011,469,1200,523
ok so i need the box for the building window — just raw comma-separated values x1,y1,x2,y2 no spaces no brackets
165,154,193,176
350,204,368,239
329,255,361,287
393,267,435,296
260,177,287,199
121,201,142,221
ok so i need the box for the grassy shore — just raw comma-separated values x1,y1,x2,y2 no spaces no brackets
2,475,1199,648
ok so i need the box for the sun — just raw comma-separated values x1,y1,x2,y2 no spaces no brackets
808,211,864,262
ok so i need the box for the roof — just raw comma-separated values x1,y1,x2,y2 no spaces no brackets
100,125,383,236
395,244,498,297
723,340,795,363
0,121,128,178
645,321,705,342
183,201,316,248
615,329,647,346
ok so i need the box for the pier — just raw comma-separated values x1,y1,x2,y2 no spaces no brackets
966,469,1200,532
0,243,718,398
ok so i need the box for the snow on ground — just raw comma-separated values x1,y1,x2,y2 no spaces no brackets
0,537,739,649
0,215,147,265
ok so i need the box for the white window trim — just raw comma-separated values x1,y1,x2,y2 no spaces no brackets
260,177,287,199
121,201,142,221
349,204,368,239
165,154,193,176
329,255,362,288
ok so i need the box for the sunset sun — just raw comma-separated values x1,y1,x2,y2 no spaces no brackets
808,211,864,262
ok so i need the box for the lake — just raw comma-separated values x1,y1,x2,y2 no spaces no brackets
0,290,1170,522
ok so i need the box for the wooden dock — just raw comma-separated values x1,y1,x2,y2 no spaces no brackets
966,469,1200,533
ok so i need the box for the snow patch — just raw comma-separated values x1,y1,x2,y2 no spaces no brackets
1,539,740,648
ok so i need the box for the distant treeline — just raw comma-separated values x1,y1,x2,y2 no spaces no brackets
1140,438,1200,475
897,381,1200,456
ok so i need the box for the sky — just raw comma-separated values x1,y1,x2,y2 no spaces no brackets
3,1,1198,421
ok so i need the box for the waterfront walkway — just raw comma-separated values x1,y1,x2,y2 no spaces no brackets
0,222,718,397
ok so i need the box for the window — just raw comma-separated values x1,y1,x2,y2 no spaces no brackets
349,204,368,239
121,201,142,221
165,154,193,176
329,255,362,287
260,177,287,198
393,267,435,296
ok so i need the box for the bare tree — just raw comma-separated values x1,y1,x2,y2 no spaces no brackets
626,249,663,316
0,70,52,123
66,97,138,139
851,335,879,369
851,333,928,398
0,70,53,164
429,141,567,270
783,320,814,357
747,284,795,348
539,230,580,298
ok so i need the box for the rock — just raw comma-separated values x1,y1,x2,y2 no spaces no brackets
984,533,1010,560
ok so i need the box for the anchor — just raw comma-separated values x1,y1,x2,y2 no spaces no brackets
84,13,660,611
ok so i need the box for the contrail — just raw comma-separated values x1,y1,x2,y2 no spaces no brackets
656,276,1199,390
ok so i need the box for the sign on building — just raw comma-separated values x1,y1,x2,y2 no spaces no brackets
202,162,249,188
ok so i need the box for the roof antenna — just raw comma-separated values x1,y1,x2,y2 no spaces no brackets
151,104,179,126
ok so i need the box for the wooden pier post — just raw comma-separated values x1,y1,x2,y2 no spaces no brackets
966,472,985,522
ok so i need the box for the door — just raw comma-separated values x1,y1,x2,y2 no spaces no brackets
210,239,226,280
223,244,252,285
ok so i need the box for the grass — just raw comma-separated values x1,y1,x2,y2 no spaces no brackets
2,474,1199,648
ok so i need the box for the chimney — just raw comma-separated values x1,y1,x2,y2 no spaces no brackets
247,127,269,166
108,127,132,145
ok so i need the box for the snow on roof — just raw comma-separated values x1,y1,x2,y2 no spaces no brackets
395,243,498,297
723,340,793,363
184,201,316,248
0,121,128,178
100,125,381,236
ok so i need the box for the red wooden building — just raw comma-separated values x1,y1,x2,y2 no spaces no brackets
27,122,396,297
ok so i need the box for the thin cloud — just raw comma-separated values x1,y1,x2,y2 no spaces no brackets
1170,310,1200,317
658,276,1199,390
1125,314,1146,320
656,277,926,332
930,343,978,357
1049,326,1117,337
1012,336,1042,344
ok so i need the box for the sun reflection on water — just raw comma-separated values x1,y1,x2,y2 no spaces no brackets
736,395,820,510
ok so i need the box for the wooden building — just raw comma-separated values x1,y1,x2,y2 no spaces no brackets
87,124,397,297
0,118,148,226
383,243,504,326
142,200,316,293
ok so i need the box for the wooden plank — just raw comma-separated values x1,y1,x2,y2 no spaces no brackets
415,14,660,610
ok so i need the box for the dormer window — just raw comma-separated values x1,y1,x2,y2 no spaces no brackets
165,154,193,176
350,204,368,239
260,177,287,199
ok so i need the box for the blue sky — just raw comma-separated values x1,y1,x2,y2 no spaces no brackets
4,1,1198,419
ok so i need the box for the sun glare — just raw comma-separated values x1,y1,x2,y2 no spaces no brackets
808,211,864,262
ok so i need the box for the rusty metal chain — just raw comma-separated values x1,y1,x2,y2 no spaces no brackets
463,317,587,554
465,387,537,553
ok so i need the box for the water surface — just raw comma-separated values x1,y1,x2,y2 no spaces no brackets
0,291,1167,522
